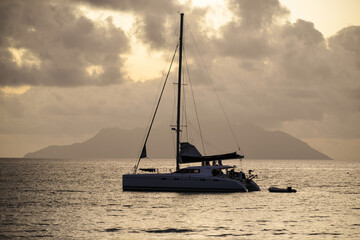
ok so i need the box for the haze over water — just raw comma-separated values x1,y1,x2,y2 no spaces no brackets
1,158,359,239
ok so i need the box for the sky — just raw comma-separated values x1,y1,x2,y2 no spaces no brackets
0,0,359,160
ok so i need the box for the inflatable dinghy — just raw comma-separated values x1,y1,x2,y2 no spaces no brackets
268,186,297,193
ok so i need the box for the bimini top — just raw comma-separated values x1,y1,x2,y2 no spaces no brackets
179,142,243,164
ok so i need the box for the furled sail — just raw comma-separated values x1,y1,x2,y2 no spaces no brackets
179,142,243,163
140,145,147,159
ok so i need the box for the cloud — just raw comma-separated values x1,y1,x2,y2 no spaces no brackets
77,0,180,49
0,0,129,87
213,0,288,59
229,0,289,30
199,1,360,140
328,26,360,73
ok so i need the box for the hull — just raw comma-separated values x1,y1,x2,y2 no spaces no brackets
123,173,247,192
246,180,261,192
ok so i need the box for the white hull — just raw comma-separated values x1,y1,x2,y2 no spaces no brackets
123,173,247,192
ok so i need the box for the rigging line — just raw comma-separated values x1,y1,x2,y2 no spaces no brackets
181,51,189,142
184,50,206,155
186,21,241,151
134,43,179,173
135,23,180,171
182,26,189,142
171,82,177,155
182,78,189,142
186,120,226,154
144,23,180,132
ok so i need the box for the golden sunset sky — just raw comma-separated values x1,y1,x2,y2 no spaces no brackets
0,0,359,160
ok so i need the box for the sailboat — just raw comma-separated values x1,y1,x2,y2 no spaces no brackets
123,13,260,192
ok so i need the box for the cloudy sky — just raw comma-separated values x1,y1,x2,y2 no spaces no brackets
1,0,359,160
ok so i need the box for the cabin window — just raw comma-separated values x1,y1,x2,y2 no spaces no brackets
174,169,200,173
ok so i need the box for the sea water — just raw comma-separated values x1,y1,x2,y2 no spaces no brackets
0,158,359,239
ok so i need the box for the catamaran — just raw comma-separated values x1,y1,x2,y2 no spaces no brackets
123,13,260,192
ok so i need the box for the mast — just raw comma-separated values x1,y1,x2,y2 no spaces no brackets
176,13,184,171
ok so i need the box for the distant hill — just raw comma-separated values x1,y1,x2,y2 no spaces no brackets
234,124,331,159
24,124,331,160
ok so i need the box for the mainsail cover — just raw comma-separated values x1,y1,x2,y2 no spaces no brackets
180,142,202,158
179,142,243,163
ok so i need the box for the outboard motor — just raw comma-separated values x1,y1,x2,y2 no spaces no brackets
245,169,261,192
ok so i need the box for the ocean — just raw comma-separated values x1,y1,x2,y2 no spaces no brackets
0,158,359,239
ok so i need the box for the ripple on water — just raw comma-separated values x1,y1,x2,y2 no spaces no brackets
308,232,342,236
144,228,194,233
104,227,122,232
256,220,269,223
207,233,253,237
308,215,330,218
33,235,55,238
54,190,85,193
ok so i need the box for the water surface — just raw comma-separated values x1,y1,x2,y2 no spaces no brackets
1,158,359,239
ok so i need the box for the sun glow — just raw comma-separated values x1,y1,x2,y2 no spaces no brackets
0,86,31,95
78,5,165,82
179,0,233,38
124,42,166,82
86,65,104,76
8,47,41,69
78,6,134,33
280,0,360,37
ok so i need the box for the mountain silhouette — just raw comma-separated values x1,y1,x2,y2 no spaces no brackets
24,124,331,160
